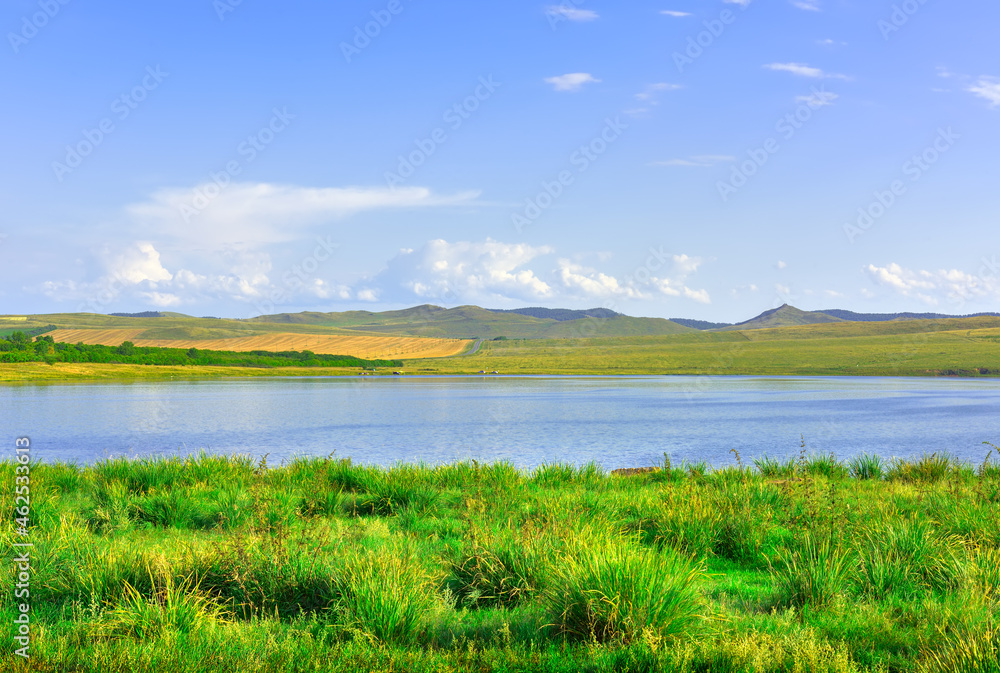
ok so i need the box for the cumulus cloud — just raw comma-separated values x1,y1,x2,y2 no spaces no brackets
363,241,710,306
764,63,850,80
127,182,479,249
865,262,1000,308
660,10,691,17
104,242,173,285
370,239,555,304
544,73,601,92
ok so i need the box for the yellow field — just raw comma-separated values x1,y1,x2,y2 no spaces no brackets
45,329,470,360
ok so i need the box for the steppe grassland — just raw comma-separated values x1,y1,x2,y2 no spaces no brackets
1,452,999,672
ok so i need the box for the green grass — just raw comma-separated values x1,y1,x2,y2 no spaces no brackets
1,451,998,671
407,322,1000,376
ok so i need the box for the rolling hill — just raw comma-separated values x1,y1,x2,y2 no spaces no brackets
252,305,695,339
719,304,845,331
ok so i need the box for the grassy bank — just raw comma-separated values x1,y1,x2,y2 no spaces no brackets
2,450,999,672
410,327,1000,377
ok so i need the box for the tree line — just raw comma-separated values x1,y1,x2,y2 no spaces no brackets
0,332,402,369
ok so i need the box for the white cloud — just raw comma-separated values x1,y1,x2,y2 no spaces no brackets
776,261,787,270
660,10,691,17
817,38,846,46
372,239,555,303
544,73,601,92
790,0,820,10
650,155,735,168
127,183,479,249
545,5,599,21
364,241,709,305
968,76,1000,107
764,63,850,80
104,242,173,285
557,260,640,299
865,262,1000,308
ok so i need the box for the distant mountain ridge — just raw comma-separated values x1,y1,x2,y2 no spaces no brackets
251,304,692,339
818,309,1000,322
103,303,1000,336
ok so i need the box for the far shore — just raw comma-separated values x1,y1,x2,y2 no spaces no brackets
2,361,997,384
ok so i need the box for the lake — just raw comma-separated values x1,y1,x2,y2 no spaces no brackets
4,376,1000,470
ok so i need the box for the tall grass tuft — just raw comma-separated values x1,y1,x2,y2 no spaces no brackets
450,531,548,609
754,455,797,478
803,454,849,479
919,626,1000,673
96,571,228,639
848,453,884,480
773,533,855,608
544,536,703,644
886,453,955,483
337,548,436,646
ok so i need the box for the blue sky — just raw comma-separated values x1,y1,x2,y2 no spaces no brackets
2,0,998,322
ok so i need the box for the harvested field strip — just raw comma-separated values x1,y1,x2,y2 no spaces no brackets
48,328,147,344
45,329,471,360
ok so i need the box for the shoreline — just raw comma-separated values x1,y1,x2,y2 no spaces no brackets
3,362,1000,383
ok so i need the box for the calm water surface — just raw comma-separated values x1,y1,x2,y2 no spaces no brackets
4,376,1000,469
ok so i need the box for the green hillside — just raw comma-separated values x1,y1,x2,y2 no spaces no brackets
251,305,695,339
720,304,845,331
